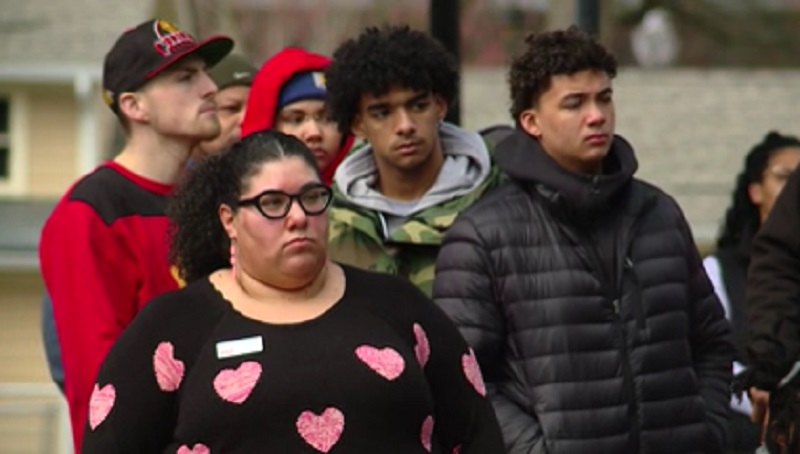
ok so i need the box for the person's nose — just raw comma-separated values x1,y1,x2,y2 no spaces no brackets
301,119,323,143
200,72,218,99
395,109,415,137
284,196,308,228
586,102,607,127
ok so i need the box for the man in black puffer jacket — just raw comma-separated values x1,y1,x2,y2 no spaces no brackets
432,27,732,454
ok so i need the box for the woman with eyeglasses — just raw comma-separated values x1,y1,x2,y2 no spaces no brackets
703,131,800,454
81,130,502,453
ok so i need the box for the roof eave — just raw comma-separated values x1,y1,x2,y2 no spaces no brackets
0,64,102,84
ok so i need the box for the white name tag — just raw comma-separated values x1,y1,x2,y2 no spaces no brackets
215,336,264,359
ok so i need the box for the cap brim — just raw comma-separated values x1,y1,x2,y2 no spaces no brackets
146,35,234,80
192,35,235,68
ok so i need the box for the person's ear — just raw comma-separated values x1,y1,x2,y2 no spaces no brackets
433,95,448,122
748,182,764,206
351,114,365,138
117,92,150,124
219,203,237,240
519,108,541,138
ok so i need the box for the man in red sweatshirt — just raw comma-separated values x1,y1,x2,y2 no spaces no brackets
242,47,354,184
38,18,232,451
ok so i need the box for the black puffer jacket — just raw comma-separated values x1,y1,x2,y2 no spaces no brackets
433,130,732,454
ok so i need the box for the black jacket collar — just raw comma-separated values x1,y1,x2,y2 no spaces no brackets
495,129,639,217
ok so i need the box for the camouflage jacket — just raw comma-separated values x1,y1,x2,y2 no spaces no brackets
327,149,504,296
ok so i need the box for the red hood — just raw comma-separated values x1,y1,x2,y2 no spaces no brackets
242,47,353,184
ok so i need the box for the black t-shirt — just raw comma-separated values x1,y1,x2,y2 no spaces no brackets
81,265,503,453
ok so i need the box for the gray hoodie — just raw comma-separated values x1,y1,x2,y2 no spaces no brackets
333,122,492,234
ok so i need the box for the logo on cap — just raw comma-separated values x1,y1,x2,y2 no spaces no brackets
152,19,195,57
312,72,326,89
102,89,115,107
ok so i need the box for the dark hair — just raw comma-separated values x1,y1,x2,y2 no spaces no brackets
716,131,800,249
325,25,459,135
508,26,617,123
168,130,320,282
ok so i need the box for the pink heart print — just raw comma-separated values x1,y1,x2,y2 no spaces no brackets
420,415,434,452
154,341,185,392
413,323,430,368
89,383,116,430
296,407,345,453
462,348,487,396
176,444,210,454
355,345,405,380
213,361,262,404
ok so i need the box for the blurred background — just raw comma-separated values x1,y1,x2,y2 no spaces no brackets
1,0,799,452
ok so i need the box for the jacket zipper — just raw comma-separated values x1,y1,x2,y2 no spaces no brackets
612,197,655,453
376,212,390,240
612,295,639,451
578,208,644,452
580,240,639,452
542,178,655,452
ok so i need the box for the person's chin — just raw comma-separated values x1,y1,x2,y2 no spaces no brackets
315,157,332,173
220,135,240,152
584,144,610,160
283,254,325,276
393,155,428,173
197,124,222,142
310,149,334,171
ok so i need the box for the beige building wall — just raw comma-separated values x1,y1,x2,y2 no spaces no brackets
0,271,65,454
26,86,79,198
0,271,49,383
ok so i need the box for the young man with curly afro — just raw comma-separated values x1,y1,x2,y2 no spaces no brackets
324,25,503,297
432,26,733,454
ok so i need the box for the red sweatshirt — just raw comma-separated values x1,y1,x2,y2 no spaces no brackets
39,161,180,451
241,47,354,185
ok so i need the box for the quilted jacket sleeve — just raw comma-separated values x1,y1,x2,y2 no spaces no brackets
433,215,547,454
675,205,733,452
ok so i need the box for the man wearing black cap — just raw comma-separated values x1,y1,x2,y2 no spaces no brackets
38,18,232,451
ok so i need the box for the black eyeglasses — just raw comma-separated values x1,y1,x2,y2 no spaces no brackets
237,184,333,219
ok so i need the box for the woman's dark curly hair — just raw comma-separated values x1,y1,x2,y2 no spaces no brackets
325,25,459,135
508,26,617,124
716,131,800,250
168,130,320,283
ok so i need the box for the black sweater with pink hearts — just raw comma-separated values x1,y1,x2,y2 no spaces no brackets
80,265,502,453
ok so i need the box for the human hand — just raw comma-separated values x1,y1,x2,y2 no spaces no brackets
749,387,770,442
